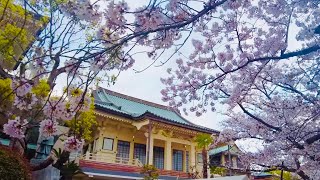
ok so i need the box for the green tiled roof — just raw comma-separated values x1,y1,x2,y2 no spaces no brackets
94,88,219,134
209,145,238,156
252,172,272,177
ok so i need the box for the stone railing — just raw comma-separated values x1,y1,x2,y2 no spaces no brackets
81,152,143,167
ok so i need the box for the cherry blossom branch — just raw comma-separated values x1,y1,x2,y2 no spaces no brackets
305,133,320,145
238,103,281,131
81,0,229,61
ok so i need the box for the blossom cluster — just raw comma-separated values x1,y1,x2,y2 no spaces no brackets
39,119,59,138
64,136,84,152
59,0,101,23
3,117,28,139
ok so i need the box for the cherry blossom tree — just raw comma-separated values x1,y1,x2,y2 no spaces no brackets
158,0,320,179
1,0,319,178
0,0,232,171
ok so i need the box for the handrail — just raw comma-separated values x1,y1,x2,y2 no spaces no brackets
82,153,143,167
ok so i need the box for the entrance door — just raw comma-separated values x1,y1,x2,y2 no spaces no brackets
116,140,130,164
172,149,183,171
134,143,146,164
153,146,164,169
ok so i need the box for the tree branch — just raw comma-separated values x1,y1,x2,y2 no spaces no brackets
238,103,281,131
305,133,320,145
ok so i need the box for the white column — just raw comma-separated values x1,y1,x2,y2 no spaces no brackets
148,137,154,165
190,143,196,168
221,154,225,166
130,141,135,164
98,136,103,151
164,140,172,170
183,149,187,172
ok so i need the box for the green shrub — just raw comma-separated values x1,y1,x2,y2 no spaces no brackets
210,166,227,176
0,145,31,180
140,165,159,180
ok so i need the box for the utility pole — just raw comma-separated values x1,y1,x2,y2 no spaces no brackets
228,144,232,176
280,161,284,180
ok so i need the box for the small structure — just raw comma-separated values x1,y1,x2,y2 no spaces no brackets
209,144,245,175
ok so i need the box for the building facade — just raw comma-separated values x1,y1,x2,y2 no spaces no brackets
209,144,247,177
75,88,219,179
209,145,243,169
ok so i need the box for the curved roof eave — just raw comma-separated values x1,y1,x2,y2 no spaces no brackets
95,104,220,134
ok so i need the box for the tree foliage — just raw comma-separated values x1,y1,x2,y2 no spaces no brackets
210,166,227,177
270,170,300,180
65,98,96,141
0,145,31,180
195,133,213,150
140,165,159,180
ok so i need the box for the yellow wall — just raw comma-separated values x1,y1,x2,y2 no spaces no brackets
88,113,212,175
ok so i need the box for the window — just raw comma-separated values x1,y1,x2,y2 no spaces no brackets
173,150,183,171
197,153,203,164
237,157,244,168
117,140,130,163
225,155,233,167
153,146,164,169
103,138,114,150
134,143,146,164
210,155,221,166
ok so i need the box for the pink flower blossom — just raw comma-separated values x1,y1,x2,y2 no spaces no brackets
11,80,32,97
64,136,84,152
14,94,38,110
43,100,74,120
3,117,28,139
39,119,59,138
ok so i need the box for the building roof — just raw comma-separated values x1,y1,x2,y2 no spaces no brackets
209,145,239,156
93,87,219,134
251,172,273,177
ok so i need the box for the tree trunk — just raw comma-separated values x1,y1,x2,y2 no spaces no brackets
202,148,208,178
31,157,54,171
296,170,310,180
31,151,70,171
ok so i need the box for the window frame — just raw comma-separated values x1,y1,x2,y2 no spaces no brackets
172,149,184,171
116,140,130,163
153,146,165,169
134,143,147,165
102,138,114,151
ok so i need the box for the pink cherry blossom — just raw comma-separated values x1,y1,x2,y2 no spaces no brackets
64,136,84,152
39,119,59,138
43,99,74,120
11,80,32,97
3,117,28,139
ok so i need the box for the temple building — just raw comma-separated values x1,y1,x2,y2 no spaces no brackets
75,87,219,179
